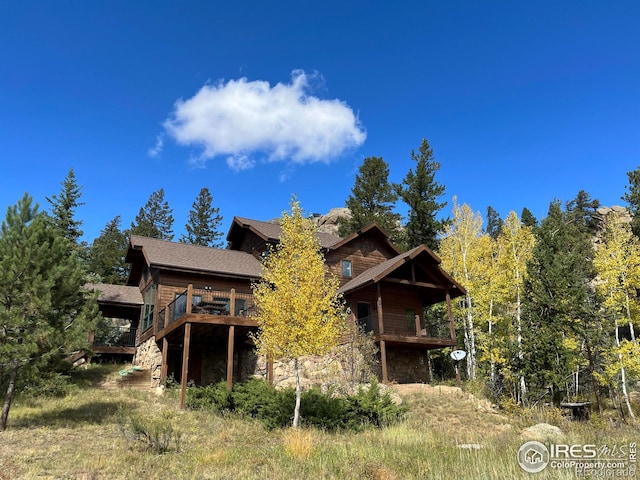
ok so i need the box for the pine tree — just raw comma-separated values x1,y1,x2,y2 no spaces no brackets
252,199,345,428
130,188,174,240
338,156,402,244
485,206,503,240
0,194,99,430
520,207,538,228
396,138,447,249
87,216,129,284
45,168,84,245
180,187,223,247
566,189,600,235
622,166,640,237
522,199,602,408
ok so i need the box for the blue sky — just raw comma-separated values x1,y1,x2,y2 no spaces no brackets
1,1,638,243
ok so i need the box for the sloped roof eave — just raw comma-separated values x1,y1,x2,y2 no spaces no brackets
338,246,465,297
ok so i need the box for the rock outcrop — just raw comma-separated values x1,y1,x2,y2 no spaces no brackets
314,208,351,235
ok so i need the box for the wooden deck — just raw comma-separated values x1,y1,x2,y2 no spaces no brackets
155,312,258,342
377,334,456,348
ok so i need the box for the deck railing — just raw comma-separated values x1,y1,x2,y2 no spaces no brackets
159,285,256,331
93,326,137,347
356,313,453,338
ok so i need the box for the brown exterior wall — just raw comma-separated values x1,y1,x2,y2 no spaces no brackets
137,271,255,343
234,231,268,259
325,236,397,287
346,283,424,336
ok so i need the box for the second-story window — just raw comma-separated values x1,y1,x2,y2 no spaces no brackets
142,285,156,331
342,259,353,278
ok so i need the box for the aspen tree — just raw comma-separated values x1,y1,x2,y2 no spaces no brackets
438,198,487,380
252,199,345,428
496,211,535,405
594,212,640,418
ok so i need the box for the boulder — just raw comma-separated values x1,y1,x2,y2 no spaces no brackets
315,208,351,234
521,423,565,441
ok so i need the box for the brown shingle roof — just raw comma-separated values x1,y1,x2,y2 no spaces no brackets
129,236,262,278
86,283,143,305
338,245,465,297
232,216,342,249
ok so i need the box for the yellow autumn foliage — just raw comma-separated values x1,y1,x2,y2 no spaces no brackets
251,199,346,361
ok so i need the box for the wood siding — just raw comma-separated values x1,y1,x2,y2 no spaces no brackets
325,236,397,287
138,270,254,344
346,283,423,336
234,230,268,259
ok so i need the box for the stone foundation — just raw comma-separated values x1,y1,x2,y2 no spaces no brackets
199,341,378,393
133,335,430,390
201,344,258,385
133,336,163,387
385,347,430,383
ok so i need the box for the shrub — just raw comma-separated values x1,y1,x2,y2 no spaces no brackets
300,387,347,430
343,379,408,429
186,382,231,412
231,378,296,429
186,378,407,431
117,408,183,454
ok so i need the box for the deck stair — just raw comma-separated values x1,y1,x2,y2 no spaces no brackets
99,366,152,390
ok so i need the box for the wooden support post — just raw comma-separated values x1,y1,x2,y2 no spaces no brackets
376,283,388,382
160,337,168,385
376,283,384,335
267,355,274,384
380,339,388,383
186,284,193,314
230,288,236,316
226,325,235,392
446,289,455,340
179,322,191,409
415,314,422,337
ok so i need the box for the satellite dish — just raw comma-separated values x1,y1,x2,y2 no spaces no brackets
450,350,467,361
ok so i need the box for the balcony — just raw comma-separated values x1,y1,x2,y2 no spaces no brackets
91,325,137,354
356,312,455,348
156,286,258,339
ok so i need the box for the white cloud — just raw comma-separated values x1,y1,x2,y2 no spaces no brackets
162,70,366,169
226,154,255,172
148,134,164,158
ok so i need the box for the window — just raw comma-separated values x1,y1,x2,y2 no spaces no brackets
142,286,156,331
342,260,353,278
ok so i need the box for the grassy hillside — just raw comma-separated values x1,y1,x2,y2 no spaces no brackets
0,365,637,479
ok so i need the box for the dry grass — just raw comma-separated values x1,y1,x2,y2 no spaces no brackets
0,368,638,479
282,428,314,459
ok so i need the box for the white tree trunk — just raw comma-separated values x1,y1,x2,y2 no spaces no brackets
615,324,635,418
466,298,476,380
292,358,302,428
515,284,528,406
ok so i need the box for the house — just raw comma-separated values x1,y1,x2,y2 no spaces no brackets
90,216,466,405
86,283,142,358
